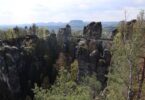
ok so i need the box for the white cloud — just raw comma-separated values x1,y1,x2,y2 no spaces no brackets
0,0,144,24
133,0,145,4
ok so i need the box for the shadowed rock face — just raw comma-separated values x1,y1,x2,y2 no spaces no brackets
0,45,21,100
0,23,112,99
57,24,72,53
0,35,59,100
0,78,13,100
83,22,102,39
57,24,76,67
76,38,111,89
76,20,112,88
57,24,71,41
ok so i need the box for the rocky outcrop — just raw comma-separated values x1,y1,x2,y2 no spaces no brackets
77,22,111,89
0,23,112,99
0,45,21,100
76,40,90,81
57,24,72,53
76,38,111,89
83,22,102,39
57,24,71,41
0,35,60,100
57,25,76,67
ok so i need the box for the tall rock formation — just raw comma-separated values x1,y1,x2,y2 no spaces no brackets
57,24,71,53
83,22,102,39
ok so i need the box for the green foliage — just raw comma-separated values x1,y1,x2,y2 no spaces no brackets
0,25,50,40
106,32,130,100
33,67,101,100
0,29,15,40
36,28,49,38
70,60,78,81
106,11,145,100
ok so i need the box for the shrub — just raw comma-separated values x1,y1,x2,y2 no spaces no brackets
33,68,101,100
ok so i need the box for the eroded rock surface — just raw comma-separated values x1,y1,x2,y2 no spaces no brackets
83,22,102,39
0,22,112,99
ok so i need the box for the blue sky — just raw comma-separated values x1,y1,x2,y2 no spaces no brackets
0,0,145,24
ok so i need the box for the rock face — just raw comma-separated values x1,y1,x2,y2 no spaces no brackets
76,40,90,81
0,45,21,100
57,24,71,41
76,22,111,89
76,38,111,89
57,24,76,67
83,22,102,39
0,35,59,100
0,23,112,99
57,24,71,53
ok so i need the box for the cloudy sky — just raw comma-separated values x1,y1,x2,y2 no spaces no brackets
0,0,145,24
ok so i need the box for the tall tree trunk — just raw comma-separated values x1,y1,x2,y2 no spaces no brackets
137,57,145,100
127,57,133,100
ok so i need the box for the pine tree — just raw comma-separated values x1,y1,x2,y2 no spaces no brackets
106,11,145,100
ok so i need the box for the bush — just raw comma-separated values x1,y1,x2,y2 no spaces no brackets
33,68,101,100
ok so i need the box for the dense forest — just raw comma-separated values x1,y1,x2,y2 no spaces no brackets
0,11,145,100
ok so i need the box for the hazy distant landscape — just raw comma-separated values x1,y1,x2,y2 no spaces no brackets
0,20,118,32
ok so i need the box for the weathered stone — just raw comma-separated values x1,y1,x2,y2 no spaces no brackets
96,59,108,90
57,24,72,53
76,38,111,89
83,22,102,39
0,24,112,99
0,45,21,100
0,35,60,100
103,49,111,66
57,24,71,41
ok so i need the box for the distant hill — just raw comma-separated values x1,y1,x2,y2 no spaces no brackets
0,20,119,32
102,22,119,33
102,22,118,28
69,20,86,26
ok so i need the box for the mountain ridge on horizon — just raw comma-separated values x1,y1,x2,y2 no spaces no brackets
0,20,119,31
